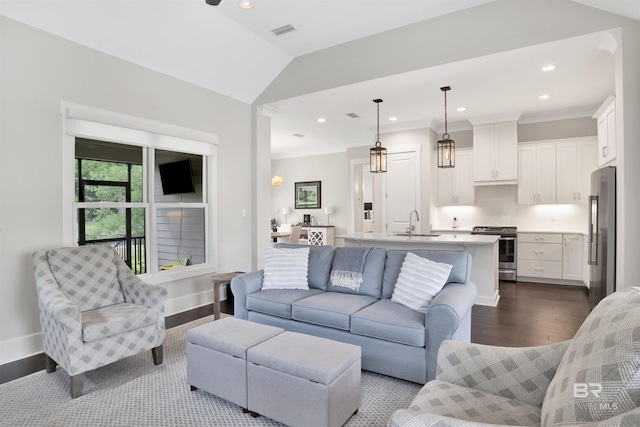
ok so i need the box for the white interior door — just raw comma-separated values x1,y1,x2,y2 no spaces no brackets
385,151,420,234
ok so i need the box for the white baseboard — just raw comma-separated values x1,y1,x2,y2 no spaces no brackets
0,289,229,366
475,290,500,307
0,333,43,365
164,289,214,316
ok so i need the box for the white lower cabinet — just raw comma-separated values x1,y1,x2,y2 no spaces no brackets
518,233,584,283
518,233,563,279
562,234,583,281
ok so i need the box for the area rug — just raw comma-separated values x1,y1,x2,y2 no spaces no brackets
0,316,421,426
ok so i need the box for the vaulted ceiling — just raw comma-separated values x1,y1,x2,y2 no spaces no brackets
2,0,638,158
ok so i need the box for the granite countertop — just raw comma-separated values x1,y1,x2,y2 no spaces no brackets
337,232,499,245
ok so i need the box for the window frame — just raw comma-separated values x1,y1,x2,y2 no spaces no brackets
62,102,218,284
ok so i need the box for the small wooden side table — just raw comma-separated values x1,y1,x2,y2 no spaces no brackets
210,271,244,320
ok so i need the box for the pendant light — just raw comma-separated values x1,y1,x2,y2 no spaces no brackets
370,99,387,173
437,86,455,168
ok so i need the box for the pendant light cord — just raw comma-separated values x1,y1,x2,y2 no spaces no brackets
441,86,451,140
376,102,380,145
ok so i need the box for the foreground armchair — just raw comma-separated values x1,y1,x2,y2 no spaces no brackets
33,245,167,398
389,287,640,426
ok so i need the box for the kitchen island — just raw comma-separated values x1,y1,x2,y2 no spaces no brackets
337,232,500,306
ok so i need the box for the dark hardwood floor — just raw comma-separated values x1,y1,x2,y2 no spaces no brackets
472,281,592,347
0,282,590,385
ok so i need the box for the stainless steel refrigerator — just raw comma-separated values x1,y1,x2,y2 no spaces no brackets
588,166,616,306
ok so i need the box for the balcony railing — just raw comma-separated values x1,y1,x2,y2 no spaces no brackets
84,236,146,274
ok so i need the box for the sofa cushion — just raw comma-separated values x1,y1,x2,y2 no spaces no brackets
292,292,378,331
47,245,125,311
246,289,324,319
276,244,335,291
351,299,426,347
262,247,310,290
327,248,386,298
382,250,471,299
397,380,542,425
82,303,160,343
391,252,453,313
541,287,640,425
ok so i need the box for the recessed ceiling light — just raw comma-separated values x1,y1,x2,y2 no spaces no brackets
239,1,252,9
456,107,467,112
389,117,397,121
542,64,556,72
317,118,326,123
539,94,550,100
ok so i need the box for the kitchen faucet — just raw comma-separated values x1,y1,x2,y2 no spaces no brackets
407,210,420,237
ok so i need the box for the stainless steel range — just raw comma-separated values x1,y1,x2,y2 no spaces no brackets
471,226,517,282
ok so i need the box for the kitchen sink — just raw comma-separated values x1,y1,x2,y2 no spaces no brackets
392,233,441,237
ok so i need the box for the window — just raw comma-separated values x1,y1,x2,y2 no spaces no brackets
63,103,218,282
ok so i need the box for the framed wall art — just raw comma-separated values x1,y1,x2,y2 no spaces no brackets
294,181,321,209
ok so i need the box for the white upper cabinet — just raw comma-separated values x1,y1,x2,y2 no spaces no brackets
556,137,597,204
473,122,518,185
593,95,617,167
438,148,474,206
518,143,556,204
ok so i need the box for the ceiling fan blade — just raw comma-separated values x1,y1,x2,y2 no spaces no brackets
205,0,222,5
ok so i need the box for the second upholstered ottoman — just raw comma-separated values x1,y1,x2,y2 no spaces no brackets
246,331,361,427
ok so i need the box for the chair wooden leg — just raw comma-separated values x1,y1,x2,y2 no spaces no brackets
44,353,57,373
70,373,84,399
152,345,163,365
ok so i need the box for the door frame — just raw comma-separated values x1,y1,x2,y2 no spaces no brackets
350,143,422,234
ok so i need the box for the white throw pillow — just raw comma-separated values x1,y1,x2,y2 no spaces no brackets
262,247,310,290
391,252,453,312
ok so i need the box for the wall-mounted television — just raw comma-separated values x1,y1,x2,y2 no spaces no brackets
158,159,196,195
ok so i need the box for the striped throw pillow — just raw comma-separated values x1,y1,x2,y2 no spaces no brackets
262,247,310,290
391,252,452,312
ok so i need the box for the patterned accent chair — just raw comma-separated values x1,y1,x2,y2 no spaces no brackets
389,287,640,426
32,245,167,398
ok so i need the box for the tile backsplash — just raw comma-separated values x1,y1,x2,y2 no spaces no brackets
432,185,588,233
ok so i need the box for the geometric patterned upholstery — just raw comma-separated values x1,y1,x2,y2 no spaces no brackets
436,340,569,408
542,287,640,425
402,380,543,425
81,303,161,343
46,245,125,311
32,245,167,397
388,287,640,427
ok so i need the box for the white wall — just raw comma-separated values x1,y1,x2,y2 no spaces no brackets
0,17,253,363
271,152,349,239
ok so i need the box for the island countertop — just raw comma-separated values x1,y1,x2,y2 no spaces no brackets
337,232,500,307
337,232,499,245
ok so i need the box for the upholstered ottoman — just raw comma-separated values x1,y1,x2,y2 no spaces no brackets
247,331,361,427
186,317,284,409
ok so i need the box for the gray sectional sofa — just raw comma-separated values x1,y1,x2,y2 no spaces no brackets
231,244,477,383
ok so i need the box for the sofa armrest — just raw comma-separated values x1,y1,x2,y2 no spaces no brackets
436,339,570,408
424,280,477,381
115,254,168,313
115,255,167,311
231,270,264,320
